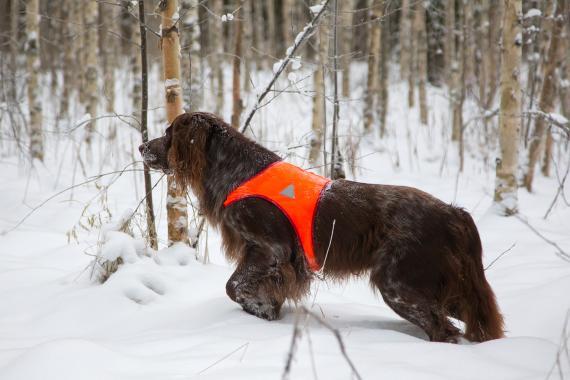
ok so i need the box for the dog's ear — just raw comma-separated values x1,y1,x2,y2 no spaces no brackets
167,113,209,191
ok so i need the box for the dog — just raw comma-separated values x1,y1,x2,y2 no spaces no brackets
140,112,504,343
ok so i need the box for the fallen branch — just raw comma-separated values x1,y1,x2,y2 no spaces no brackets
240,0,332,134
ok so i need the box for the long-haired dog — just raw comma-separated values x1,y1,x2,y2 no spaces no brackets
140,112,504,343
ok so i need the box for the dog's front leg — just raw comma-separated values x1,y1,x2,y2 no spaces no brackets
226,245,291,321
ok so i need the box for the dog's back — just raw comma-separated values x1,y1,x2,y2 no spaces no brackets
313,180,504,342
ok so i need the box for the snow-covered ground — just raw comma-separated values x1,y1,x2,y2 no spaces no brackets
0,65,569,379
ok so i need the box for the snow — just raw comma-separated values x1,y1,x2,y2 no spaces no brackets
0,63,569,379
524,8,542,19
309,4,324,15
221,13,234,23
272,60,284,74
549,112,569,125
164,78,180,88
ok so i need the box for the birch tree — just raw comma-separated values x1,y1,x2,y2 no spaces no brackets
9,0,18,107
132,21,142,120
26,0,43,161
415,1,428,125
60,0,74,119
181,0,202,111
99,2,116,125
231,6,243,129
363,0,382,132
84,1,99,147
450,2,464,145
523,0,565,191
494,0,522,215
158,0,189,245
399,0,411,80
310,7,328,166
340,0,352,98
211,0,224,115
378,4,389,136
444,0,455,90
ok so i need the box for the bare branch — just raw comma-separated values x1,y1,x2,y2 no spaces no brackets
282,306,362,380
514,215,570,263
240,0,333,134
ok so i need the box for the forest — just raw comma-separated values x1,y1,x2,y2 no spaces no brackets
0,0,569,378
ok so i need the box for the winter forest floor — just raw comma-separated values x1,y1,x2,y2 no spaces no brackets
1,65,569,379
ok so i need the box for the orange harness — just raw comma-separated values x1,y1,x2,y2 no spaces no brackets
224,161,331,271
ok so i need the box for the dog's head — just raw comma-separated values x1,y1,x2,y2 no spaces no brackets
139,112,214,190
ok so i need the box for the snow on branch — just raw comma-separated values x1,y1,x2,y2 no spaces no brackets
240,0,332,134
524,110,570,135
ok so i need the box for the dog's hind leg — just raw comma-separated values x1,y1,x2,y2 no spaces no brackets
371,254,461,343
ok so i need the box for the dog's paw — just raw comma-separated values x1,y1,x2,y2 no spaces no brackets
238,297,280,321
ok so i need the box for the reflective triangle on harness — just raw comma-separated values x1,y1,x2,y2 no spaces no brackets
280,184,295,199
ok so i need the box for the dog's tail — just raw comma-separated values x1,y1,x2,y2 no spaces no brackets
456,210,505,342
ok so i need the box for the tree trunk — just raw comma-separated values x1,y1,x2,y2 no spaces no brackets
485,0,504,110
415,1,428,125
523,0,565,191
363,0,382,132
99,2,116,120
26,0,43,161
399,0,411,80
181,0,202,111
281,0,294,54
84,0,99,147
266,0,277,58
60,0,74,119
560,24,570,122
340,0,352,98
211,0,224,115
132,20,142,121
231,6,243,129
450,2,464,144
523,0,553,146
378,3,389,136
309,5,328,167
242,0,254,93
463,0,475,94
9,0,18,108
478,0,489,110
254,0,267,69
407,1,416,108
330,0,345,180
138,0,158,250
444,0,455,90
159,0,189,245
494,0,522,215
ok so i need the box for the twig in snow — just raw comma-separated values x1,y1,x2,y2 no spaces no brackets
514,215,570,263
484,243,516,271
282,306,362,380
196,342,249,376
282,312,305,380
240,0,332,134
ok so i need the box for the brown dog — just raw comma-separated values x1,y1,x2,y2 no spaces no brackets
140,112,504,343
